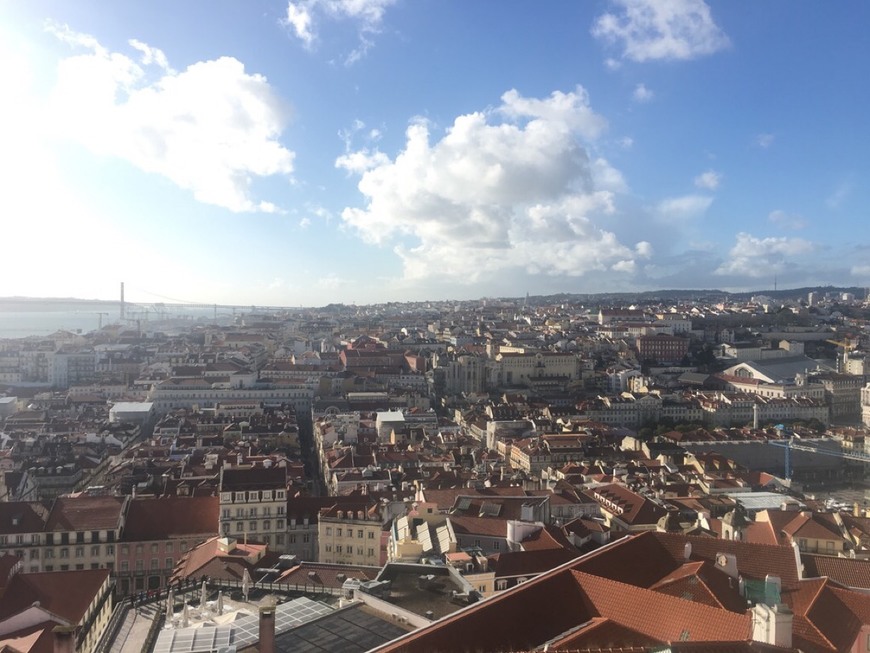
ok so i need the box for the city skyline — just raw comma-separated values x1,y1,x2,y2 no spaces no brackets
2,0,869,306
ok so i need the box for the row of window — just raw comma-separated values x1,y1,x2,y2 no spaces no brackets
32,544,115,559
220,519,285,533
0,531,115,546
222,506,286,518
43,562,112,572
120,558,174,572
220,490,287,503
323,545,376,557
324,527,375,539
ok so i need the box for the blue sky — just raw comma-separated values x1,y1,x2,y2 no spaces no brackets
1,0,868,306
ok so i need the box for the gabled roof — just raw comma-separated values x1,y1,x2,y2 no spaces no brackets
802,552,870,589
44,496,125,532
122,496,219,541
0,569,109,624
571,570,751,642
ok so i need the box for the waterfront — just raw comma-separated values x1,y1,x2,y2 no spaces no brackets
0,301,232,339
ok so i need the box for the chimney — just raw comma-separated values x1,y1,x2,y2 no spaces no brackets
259,605,276,653
751,602,793,648
53,625,77,653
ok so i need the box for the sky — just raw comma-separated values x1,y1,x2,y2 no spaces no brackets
1,0,869,307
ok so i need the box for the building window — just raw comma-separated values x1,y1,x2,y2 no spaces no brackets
166,557,173,569
106,544,114,555
91,531,100,543
135,544,143,554
121,544,129,555
367,548,374,557
357,530,363,539
165,542,172,553
276,520,284,529
121,561,129,572
325,545,332,553
136,560,143,572
91,546,100,556
326,527,332,536
236,523,243,532
249,521,257,531
151,559,159,570
263,520,271,531
336,528,342,537
303,534,310,543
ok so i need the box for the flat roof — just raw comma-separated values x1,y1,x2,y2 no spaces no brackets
110,402,154,413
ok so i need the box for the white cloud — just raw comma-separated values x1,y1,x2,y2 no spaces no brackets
285,3,316,46
299,217,312,228
693,169,720,190
852,265,870,277
755,132,775,148
592,0,729,62
46,25,294,212
283,0,397,63
633,83,654,102
656,194,713,222
619,136,634,149
339,88,645,284
715,232,815,277
768,209,806,230
336,148,391,174
827,179,852,209
128,39,171,71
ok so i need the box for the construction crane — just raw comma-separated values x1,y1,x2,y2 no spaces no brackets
826,338,858,351
768,437,870,479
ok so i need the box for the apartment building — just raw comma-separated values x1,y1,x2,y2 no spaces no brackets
219,466,288,550
318,502,385,566
0,496,126,574
116,495,218,596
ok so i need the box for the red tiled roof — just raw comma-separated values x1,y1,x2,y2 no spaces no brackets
0,502,49,536
488,548,581,579
0,569,109,624
44,496,125,532
572,570,751,642
122,496,219,542
802,553,870,589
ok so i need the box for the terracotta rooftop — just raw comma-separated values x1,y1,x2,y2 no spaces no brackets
122,496,219,542
802,552,870,589
0,568,109,624
44,496,125,532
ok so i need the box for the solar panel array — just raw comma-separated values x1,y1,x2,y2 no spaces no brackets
153,625,233,653
153,597,334,653
273,603,410,652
